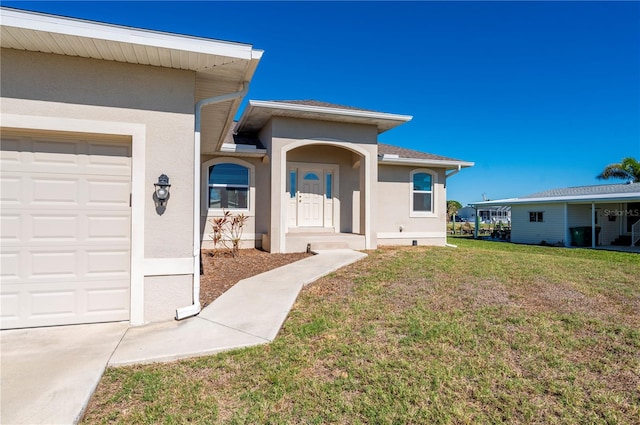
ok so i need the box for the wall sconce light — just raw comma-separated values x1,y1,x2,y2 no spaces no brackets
154,174,171,207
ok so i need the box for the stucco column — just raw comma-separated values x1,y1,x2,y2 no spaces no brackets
270,141,285,253
365,148,377,249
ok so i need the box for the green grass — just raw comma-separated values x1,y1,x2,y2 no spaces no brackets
82,240,640,424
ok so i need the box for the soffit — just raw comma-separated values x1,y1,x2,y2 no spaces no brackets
1,8,263,154
0,8,260,75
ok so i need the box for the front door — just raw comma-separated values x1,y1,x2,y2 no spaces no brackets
298,169,324,226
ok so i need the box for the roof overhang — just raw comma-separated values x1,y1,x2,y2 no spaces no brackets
1,7,263,154
236,100,413,134
0,7,263,74
378,156,475,171
472,192,640,206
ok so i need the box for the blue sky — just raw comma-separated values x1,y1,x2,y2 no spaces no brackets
4,1,639,205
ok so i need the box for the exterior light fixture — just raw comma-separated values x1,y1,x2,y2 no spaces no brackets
154,174,171,206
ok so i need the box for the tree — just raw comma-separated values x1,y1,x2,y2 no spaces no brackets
447,200,463,221
596,157,640,183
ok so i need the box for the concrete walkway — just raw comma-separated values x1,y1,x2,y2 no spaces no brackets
1,249,366,424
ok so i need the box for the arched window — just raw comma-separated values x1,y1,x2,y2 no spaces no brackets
411,171,433,214
208,163,249,209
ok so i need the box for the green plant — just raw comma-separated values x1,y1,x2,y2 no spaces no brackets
210,210,248,257
596,157,640,182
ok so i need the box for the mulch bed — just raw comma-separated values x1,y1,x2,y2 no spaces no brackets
199,249,312,308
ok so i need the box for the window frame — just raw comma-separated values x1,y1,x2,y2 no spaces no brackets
529,211,544,222
410,169,437,217
201,157,255,216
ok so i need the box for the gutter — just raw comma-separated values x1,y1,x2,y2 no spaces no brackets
175,83,250,321
378,156,474,170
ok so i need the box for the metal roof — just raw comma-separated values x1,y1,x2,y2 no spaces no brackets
472,182,640,206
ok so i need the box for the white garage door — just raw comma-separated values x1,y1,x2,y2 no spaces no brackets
1,130,131,329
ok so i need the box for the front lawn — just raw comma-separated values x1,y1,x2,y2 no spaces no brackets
82,240,639,424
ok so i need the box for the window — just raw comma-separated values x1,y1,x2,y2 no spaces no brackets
529,211,544,222
289,170,297,198
208,163,249,209
326,173,333,199
412,172,433,213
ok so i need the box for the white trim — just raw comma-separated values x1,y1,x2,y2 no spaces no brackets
201,157,255,217
0,7,257,61
1,113,146,326
144,258,193,276
280,140,372,251
379,157,474,170
220,143,267,157
409,168,438,218
247,100,413,123
378,232,446,239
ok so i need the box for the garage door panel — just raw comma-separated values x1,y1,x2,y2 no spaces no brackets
0,251,20,280
31,290,76,317
1,292,20,320
30,215,78,240
87,178,130,206
86,288,129,314
86,250,130,276
33,139,81,164
1,214,21,242
1,132,131,329
87,215,130,240
31,177,79,205
30,251,78,278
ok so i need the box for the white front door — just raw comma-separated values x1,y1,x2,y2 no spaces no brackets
298,169,324,227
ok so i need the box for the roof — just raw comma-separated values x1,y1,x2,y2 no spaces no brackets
377,143,474,170
522,183,640,199
236,100,413,134
2,7,263,155
472,182,640,206
378,143,464,162
0,7,263,73
274,100,387,114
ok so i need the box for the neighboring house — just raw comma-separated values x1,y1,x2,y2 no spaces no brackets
458,205,511,224
472,183,640,248
0,8,472,330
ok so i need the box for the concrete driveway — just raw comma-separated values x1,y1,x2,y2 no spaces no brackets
1,322,128,425
0,249,367,424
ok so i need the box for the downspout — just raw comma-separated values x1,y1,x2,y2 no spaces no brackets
445,164,463,180
176,83,249,320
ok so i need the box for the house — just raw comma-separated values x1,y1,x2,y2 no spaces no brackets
471,183,640,248
458,205,511,224
0,8,472,330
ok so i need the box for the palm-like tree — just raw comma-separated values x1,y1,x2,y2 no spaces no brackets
597,157,640,183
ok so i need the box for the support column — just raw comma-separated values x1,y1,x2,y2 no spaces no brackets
591,202,596,248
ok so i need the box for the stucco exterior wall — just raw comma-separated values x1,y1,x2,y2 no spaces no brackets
511,203,565,245
266,117,378,252
200,155,270,249
376,164,447,246
2,49,197,323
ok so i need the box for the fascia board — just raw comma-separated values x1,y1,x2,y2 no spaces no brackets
1,7,256,60
472,192,640,206
248,100,413,122
378,157,475,169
